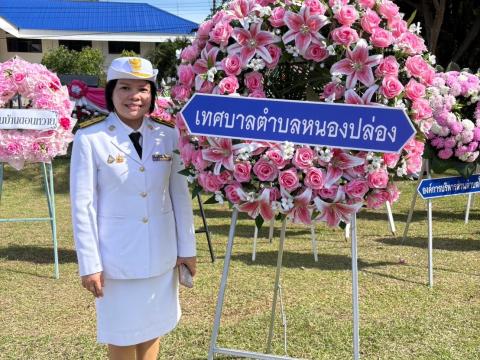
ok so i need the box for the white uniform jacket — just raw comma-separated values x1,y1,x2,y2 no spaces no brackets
70,113,196,279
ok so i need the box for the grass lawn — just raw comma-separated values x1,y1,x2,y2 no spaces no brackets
0,158,479,360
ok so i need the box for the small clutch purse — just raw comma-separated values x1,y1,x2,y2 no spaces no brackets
178,264,194,288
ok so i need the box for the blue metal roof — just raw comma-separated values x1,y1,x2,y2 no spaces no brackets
0,0,198,34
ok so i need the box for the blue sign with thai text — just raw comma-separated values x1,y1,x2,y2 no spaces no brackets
418,175,480,199
180,94,416,153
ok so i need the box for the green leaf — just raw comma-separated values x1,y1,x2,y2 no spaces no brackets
446,62,461,72
339,221,347,230
255,215,264,230
204,195,218,204
406,10,417,27
173,149,180,155
311,210,320,220
191,185,202,199
177,168,192,176
305,86,319,102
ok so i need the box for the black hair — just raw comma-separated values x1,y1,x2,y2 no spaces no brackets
105,79,157,113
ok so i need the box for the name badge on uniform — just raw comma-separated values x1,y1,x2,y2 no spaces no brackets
152,153,172,161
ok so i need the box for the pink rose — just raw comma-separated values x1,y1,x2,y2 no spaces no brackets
304,168,325,190
383,153,400,168
378,0,399,20
253,159,278,181
358,0,375,8
386,183,400,203
244,72,263,91
13,73,26,83
269,7,286,27
321,82,345,101
221,55,242,76
197,20,214,40
248,90,266,98
366,190,389,209
59,117,71,130
380,76,404,99
218,170,232,184
344,178,369,198
179,142,194,166
304,43,329,62
225,183,242,203
192,150,208,171
360,8,381,33
335,5,358,26
412,99,433,121
279,168,300,191
331,26,359,46
210,22,233,46
370,28,393,48
218,76,239,94
198,172,223,193
405,79,426,101
375,56,399,77
317,184,339,200
398,32,427,55
367,169,389,189
178,64,195,87
265,44,282,69
405,55,430,79
388,17,408,38
180,45,199,63
233,161,252,182
171,84,191,102
266,149,288,169
305,0,326,15
6,142,22,155
292,147,315,169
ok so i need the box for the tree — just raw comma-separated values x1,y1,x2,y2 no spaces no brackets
146,38,190,84
41,46,105,77
397,0,480,70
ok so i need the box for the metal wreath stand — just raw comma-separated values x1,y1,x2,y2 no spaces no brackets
207,208,362,360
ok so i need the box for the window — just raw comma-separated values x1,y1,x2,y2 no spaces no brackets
108,41,140,54
6,38,42,53
58,40,92,51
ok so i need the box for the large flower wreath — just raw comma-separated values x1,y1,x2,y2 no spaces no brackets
170,0,434,227
423,70,480,177
0,57,75,170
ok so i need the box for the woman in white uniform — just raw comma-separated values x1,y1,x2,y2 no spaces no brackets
70,57,196,360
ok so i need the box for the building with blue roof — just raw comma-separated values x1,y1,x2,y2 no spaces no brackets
0,0,198,66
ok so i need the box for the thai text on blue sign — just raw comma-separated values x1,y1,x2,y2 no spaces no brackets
418,175,480,199
180,94,416,153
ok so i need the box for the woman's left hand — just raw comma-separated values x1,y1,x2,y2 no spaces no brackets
176,257,197,277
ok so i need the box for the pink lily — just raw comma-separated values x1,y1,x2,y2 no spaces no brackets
331,39,383,89
319,149,365,188
192,45,220,75
314,188,363,227
227,22,280,66
228,0,261,22
283,5,330,55
344,85,379,105
237,188,274,221
288,187,313,224
201,137,234,174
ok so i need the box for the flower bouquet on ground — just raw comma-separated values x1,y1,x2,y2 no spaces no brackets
170,0,434,228
424,70,480,177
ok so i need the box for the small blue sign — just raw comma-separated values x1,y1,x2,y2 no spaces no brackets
180,94,416,153
418,175,480,199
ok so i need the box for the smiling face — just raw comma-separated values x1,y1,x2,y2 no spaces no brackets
112,79,152,128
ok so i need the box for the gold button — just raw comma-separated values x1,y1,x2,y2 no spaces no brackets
139,166,145,172
142,217,148,223
140,192,147,198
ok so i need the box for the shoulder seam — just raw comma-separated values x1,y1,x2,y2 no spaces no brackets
79,116,107,129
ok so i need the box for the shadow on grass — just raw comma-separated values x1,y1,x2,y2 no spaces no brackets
359,209,476,222
0,245,77,264
376,236,480,252
2,157,71,195
232,251,396,270
361,268,427,286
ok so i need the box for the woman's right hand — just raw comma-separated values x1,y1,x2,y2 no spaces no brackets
81,272,104,298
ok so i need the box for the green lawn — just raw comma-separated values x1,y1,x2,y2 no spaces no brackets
0,159,479,359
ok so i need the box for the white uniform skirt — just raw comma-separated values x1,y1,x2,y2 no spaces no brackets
95,268,180,346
